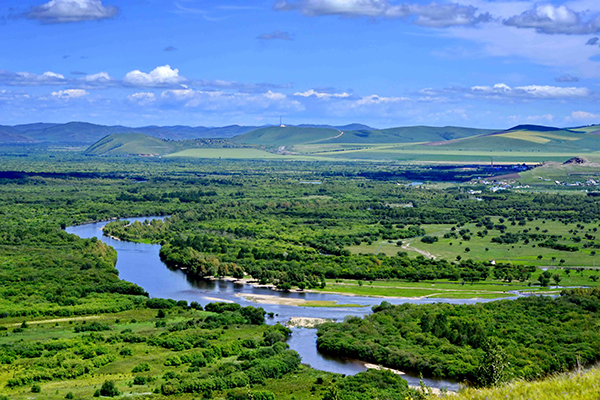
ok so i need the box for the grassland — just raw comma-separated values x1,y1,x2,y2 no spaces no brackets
314,278,554,299
450,367,600,400
165,148,289,159
350,218,600,268
0,308,336,400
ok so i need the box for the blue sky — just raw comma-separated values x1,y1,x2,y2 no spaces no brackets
1,0,600,128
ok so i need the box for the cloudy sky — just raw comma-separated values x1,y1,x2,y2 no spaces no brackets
2,0,600,128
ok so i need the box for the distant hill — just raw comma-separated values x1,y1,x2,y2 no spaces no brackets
232,126,344,146
297,123,374,131
0,126,36,143
0,122,262,144
505,124,568,132
84,133,176,156
85,133,245,156
415,125,600,153
233,125,495,146
322,126,496,144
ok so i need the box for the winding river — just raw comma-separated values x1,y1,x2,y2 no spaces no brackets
66,216,502,392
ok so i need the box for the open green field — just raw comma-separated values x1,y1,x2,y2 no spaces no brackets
349,218,600,268
165,148,290,159
314,278,563,299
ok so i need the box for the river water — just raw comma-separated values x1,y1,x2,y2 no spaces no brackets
66,216,502,391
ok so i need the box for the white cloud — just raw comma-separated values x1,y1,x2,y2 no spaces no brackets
409,3,492,28
84,72,111,82
42,71,65,80
567,110,600,121
275,0,401,18
123,65,185,87
446,22,600,77
504,4,600,35
274,0,491,27
160,88,196,102
294,89,351,99
264,90,287,101
470,83,590,98
27,0,118,23
158,88,304,113
127,92,156,106
0,70,66,86
51,89,89,99
354,94,409,105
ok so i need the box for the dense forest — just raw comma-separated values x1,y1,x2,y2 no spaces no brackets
317,288,600,384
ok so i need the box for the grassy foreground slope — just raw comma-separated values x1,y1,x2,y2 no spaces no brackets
452,367,600,400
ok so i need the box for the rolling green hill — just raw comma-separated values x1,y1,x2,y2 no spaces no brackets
232,126,343,146
320,125,496,144
66,122,600,163
84,133,176,156
233,125,495,146
417,126,600,153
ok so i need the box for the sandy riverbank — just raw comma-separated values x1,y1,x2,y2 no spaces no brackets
286,317,331,328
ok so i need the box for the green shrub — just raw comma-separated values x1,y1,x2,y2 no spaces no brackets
100,381,120,397
131,363,150,373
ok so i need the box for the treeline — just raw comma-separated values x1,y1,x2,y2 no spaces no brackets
158,232,490,289
317,288,600,385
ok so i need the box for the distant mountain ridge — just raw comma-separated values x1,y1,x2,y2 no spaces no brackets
1,121,598,147
0,122,263,144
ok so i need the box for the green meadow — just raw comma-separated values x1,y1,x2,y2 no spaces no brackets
0,307,338,400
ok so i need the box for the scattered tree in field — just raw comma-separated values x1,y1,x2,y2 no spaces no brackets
538,271,551,287
552,273,562,285
100,381,120,397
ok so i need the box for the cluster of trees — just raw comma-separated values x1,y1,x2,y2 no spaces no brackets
317,288,600,385
159,233,491,288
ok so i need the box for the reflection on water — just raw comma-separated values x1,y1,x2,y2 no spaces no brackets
67,217,472,391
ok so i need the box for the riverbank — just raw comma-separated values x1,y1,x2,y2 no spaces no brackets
235,293,366,308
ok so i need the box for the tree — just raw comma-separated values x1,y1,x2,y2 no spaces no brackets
322,384,340,400
538,271,551,287
476,339,509,387
552,273,562,285
100,381,120,397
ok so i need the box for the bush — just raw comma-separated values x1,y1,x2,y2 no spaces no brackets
100,381,120,397
73,322,110,333
31,384,41,393
65,392,74,399
133,376,148,385
226,390,275,400
119,348,132,356
132,363,151,373
420,235,438,244
146,298,176,309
